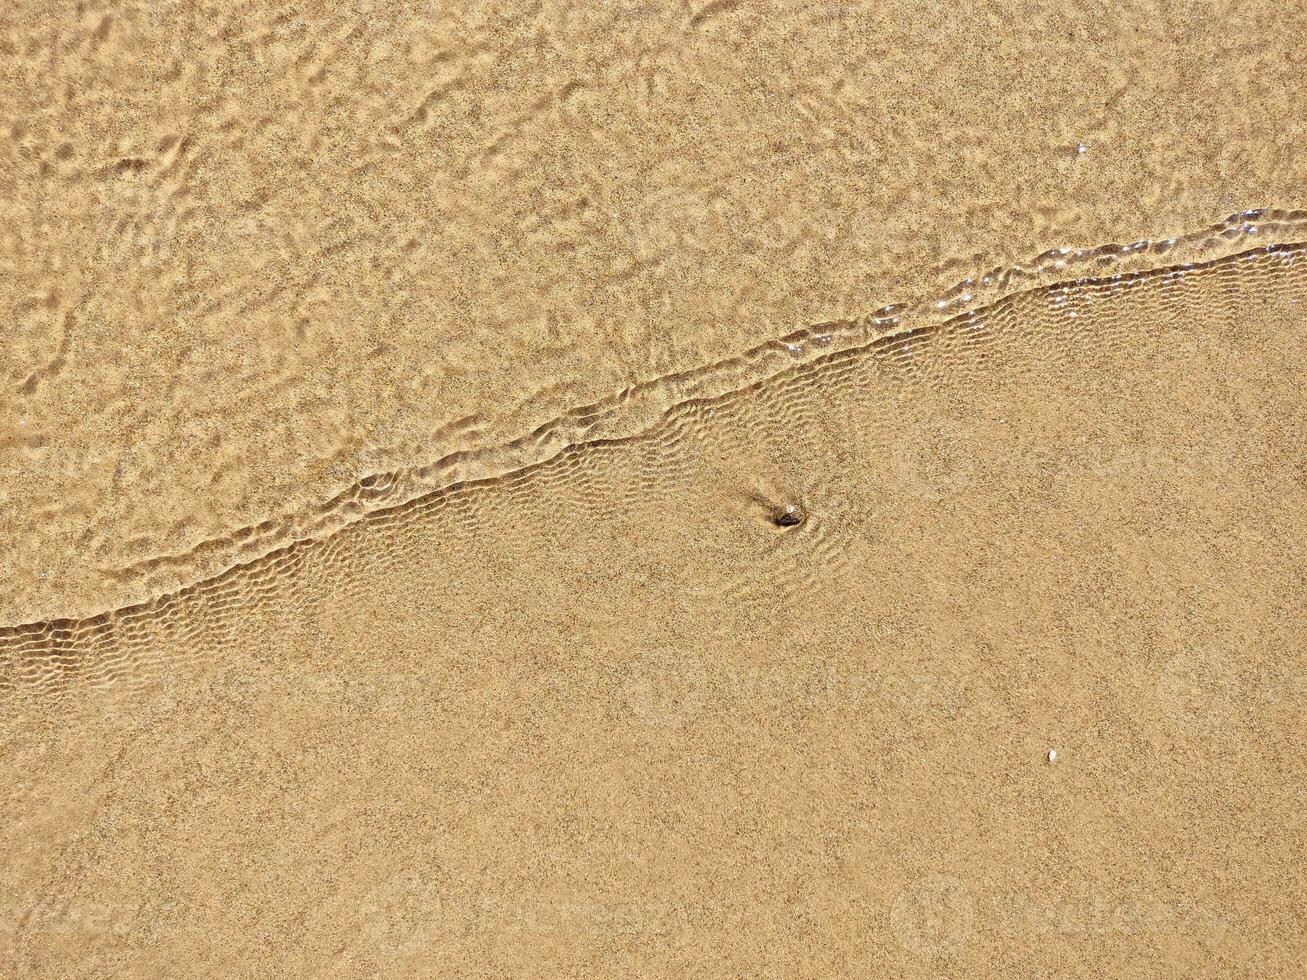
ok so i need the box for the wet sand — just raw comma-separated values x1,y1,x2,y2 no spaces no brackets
3,2,1307,977
4,0,1307,625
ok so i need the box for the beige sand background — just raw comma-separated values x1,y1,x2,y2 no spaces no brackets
2,1,1306,977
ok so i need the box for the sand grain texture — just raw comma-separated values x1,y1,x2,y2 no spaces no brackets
2,1,1306,978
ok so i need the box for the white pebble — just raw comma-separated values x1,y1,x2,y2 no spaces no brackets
1047,749,1058,763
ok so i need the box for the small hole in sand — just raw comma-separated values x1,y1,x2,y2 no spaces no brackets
772,503,805,528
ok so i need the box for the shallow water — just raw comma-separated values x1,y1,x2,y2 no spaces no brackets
4,0,1306,625
2,1,1306,976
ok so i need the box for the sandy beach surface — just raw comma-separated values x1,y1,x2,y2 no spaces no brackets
2,2,1305,977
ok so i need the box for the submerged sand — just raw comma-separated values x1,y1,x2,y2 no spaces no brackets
3,2,1306,977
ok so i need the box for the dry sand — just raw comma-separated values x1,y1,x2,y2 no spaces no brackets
2,2,1306,977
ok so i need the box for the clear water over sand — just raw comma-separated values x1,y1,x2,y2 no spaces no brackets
2,2,1305,976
